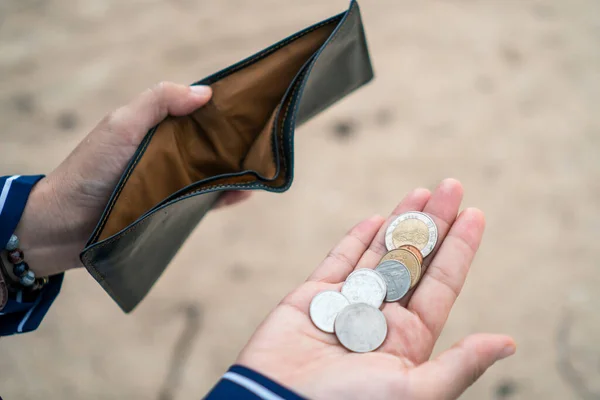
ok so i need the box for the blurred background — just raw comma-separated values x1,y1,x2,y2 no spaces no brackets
1,0,600,398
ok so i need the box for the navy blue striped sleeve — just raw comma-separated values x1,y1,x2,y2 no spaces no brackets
205,365,307,400
0,175,64,336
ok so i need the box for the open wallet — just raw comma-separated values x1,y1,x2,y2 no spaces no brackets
80,0,374,312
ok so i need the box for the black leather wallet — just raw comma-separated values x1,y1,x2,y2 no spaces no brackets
80,0,374,312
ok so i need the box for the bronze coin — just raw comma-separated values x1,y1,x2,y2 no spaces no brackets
398,244,423,265
380,248,422,288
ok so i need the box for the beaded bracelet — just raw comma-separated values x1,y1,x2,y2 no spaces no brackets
3,234,48,291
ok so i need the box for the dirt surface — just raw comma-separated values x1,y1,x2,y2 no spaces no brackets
1,0,600,399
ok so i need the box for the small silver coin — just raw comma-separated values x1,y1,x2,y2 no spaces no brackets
341,269,387,309
309,291,351,333
384,211,438,257
375,260,412,302
346,268,387,294
334,303,388,353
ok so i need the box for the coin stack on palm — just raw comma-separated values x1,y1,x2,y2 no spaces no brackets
377,211,437,299
309,211,439,353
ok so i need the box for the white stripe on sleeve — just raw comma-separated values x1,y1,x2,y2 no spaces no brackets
17,292,43,333
222,372,286,400
0,175,21,216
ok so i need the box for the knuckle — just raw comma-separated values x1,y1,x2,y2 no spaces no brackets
326,249,355,270
457,338,485,386
102,109,122,133
148,81,170,115
469,361,483,386
446,234,477,259
472,343,490,381
427,263,461,299
151,81,168,94
150,81,176,99
346,227,371,250
369,240,388,257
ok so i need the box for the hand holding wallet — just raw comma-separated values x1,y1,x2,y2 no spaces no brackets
80,0,374,312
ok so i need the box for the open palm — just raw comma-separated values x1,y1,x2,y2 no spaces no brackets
236,179,515,400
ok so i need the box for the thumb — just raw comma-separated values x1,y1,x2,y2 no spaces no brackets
411,334,516,400
105,81,212,143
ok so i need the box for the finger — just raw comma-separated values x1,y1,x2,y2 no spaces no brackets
353,188,431,271
397,178,464,306
107,82,212,142
214,191,252,209
308,215,386,283
408,208,485,340
283,215,384,317
411,334,516,400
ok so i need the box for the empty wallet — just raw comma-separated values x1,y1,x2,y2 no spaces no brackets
80,0,374,312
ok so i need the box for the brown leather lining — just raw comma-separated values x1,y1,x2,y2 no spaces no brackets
97,23,336,241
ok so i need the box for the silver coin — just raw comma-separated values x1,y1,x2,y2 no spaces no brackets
334,303,388,353
346,268,387,294
375,260,411,302
341,269,387,309
309,291,350,333
384,211,438,257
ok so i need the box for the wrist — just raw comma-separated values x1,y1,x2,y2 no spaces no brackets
13,177,88,276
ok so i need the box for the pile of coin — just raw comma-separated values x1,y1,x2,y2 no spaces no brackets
309,211,438,353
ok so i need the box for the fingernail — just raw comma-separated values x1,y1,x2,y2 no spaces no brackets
190,85,211,98
498,344,516,360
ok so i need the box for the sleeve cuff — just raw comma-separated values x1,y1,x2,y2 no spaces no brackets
0,175,44,248
0,273,64,336
205,365,307,400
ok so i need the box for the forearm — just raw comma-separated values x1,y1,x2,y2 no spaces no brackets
13,176,90,277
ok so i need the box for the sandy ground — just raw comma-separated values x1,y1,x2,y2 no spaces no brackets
1,0,600,399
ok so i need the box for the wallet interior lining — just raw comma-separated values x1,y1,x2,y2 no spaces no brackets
96,21,337,242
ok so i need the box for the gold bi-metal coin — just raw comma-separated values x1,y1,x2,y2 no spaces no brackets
385,212,438,257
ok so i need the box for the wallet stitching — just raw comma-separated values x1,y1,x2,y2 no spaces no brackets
279,67,305,179
89,128,156,243
83,181,257,263
89,18,341,246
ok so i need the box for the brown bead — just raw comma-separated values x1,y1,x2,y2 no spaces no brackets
8,249,24,264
